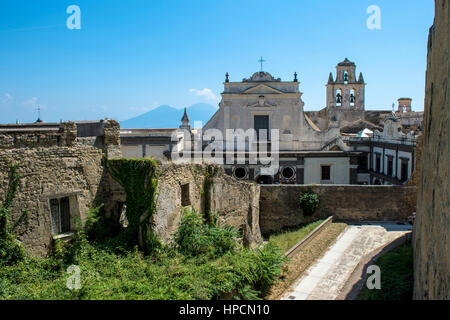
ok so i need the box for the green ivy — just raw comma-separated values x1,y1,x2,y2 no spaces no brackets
104,158,159,253
298,187,320,216
188,164,220,226
203,165,220,226
0,163,28,265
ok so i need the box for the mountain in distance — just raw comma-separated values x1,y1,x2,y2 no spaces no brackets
120,103,218,129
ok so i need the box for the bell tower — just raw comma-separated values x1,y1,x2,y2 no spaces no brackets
326,58,365,110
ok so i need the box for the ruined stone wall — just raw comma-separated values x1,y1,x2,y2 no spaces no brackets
413,0,449,300
0,120,121,257
260,185,417,234
102,163,262,248
0,122,77,149
208,172,261,247
0,146,105,256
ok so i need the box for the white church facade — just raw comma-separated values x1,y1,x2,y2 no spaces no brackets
120,58,421,186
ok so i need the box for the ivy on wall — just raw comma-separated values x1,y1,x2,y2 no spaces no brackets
203,165,220,226
188,164,220,226
104,158,159,252
0,163,29,265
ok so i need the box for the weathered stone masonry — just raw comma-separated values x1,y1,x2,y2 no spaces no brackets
0,120,121,257
0,120,262,256
100,163,262,248
259,185,417,234
413,0,449,300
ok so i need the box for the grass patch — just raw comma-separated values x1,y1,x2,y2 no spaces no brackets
268,220,325,253
357,241,413,300
0,210,286,300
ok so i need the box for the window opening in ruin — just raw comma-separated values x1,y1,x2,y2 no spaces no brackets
181,183,191,206
49,197,71,235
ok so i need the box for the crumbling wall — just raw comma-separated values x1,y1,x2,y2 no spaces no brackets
103,163,262,248
0,146,105,256
209,172,261,247
413,0,449,300
0,120,120,257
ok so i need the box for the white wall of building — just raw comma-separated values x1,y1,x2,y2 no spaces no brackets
304,157,350,184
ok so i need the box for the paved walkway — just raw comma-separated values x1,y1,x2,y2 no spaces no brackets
283,222,412,300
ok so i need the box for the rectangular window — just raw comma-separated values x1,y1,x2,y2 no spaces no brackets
375,154,381,173
401,160,409,181
321,165,331,181
50,197,71,235
254,115,269,141
357,155,368,172
387,158,393,176
181,183,190,206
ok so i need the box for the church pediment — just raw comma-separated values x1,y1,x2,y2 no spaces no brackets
241,84,284,95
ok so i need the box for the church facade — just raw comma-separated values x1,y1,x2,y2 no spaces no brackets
120,58,422,186
201,59,370,185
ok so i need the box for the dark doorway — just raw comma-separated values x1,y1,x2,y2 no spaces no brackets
256,175,273,184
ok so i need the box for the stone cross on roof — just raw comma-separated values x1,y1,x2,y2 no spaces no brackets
258,56,266,72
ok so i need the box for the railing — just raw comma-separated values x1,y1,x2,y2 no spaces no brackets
284,216,334,258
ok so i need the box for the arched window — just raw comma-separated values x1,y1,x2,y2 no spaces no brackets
343,71,349,84
350,89,356,106
336,89,342,106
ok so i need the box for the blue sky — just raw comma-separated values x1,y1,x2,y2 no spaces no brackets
0,0,434,124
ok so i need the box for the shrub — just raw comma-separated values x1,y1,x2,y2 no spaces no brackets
0,201,286,300
254,241,285,295
298,187,320,216
174,210,239,257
